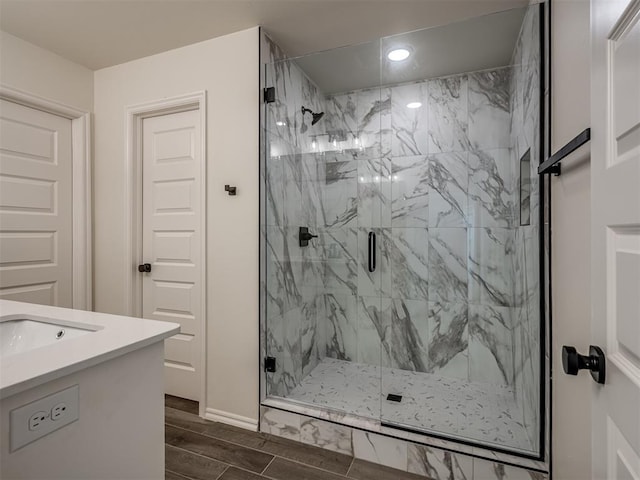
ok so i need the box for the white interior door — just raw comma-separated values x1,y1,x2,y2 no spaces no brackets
141,109,203,402
0,99,73,307
591,0,640,478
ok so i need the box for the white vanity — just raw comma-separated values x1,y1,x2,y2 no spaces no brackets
0,300,179,479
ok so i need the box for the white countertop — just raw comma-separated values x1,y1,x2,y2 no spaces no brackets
0,300,180,400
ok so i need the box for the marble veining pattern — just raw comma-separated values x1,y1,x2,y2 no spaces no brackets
391,82,428,156
427,75,470,154
391,156,430,227
407,443,473,479
428,152,468,227
262,15,544,462
428,228,468,303
286,358,533,453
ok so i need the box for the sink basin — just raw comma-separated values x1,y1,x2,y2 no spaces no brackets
0,316,97,358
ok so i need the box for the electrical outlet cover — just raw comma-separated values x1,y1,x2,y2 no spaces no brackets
10,385,79,451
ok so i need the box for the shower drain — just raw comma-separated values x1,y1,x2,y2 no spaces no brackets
386,393,403,403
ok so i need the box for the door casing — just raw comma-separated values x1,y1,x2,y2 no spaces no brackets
0,85,92,310
124,91,207,416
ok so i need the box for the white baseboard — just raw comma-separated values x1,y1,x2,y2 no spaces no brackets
204,408,258,432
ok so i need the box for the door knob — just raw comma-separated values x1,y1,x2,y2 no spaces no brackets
562,345,606,384
138,263,151,273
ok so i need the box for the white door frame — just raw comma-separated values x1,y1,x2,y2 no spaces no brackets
0,85,92,311
124,91,207,415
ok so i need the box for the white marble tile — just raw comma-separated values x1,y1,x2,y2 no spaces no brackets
322,160,358,228
357,87,392,159
469,304,514,387
300,417,354,455
385,298,429,371
468,227,515,307
391,155,429,228
427,302,469,381
260,406,301,440
389,227,429,300
473,458,548,480
468,68,511,150
407,444,473,480
428,228,468,303
391,82,428,156
428,152,468,227
468,149,516,228
358,158,392,228
353,430,408,471
357,296,385,366
428,75,469,154
324,292,358,361
326,92,357,141
322,227,358,296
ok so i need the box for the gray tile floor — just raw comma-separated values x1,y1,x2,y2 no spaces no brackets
165,395,428,480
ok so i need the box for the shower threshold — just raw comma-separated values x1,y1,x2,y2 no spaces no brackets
265,357,536,457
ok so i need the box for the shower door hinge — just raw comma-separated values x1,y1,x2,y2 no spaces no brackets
264,87,275,104
264,356,276,372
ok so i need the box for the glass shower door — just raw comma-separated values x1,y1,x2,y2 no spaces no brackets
378,6,542,456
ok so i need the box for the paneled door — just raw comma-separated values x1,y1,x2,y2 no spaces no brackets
0,99,73,306
141,109,203,402
591,0,640,478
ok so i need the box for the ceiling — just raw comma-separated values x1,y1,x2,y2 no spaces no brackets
0,0,529,71
293,6,527,94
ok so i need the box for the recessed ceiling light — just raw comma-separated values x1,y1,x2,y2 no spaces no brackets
276,121,286,126
406,102,422,109
387,48,411,62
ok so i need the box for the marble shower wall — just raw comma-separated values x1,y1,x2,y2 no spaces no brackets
320,66,518,389
263,35,329,397
263,6,543,431
509,4,542,453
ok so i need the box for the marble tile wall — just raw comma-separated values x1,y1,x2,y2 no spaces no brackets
260,406,548,480
262,2,543,452
320,66,517,389
262,35,328,397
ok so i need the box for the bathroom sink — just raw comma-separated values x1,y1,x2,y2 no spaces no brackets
0,316,96,358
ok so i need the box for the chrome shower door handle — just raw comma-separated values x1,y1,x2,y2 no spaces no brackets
368,231,376,272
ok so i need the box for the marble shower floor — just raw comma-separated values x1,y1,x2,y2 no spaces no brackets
286,358,533,453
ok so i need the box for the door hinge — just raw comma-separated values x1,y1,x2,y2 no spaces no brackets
264,356,276,372
264,87,275,104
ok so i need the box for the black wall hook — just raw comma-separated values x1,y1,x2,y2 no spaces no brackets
225,185,237,196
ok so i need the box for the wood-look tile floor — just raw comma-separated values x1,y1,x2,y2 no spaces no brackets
164,395,428,480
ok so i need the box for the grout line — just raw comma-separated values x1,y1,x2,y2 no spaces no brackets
213,465,230,480
260,455,277,475
165,442,233,470
345,456,356,478
165,468,195,480
262,454,354,479
167,421,354,478
166,418,352,467
166,422,275,459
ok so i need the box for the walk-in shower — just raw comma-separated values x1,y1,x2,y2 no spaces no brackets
260,3,546,461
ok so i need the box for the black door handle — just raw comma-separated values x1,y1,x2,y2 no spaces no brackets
138,263,151,273
368,232,376,272
562,345,606,384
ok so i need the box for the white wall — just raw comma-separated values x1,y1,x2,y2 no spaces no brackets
1,343,165,479
550,1,592,478
93,27,260,425
0,31,93,112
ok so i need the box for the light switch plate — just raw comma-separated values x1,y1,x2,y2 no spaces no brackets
10,384,79,451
